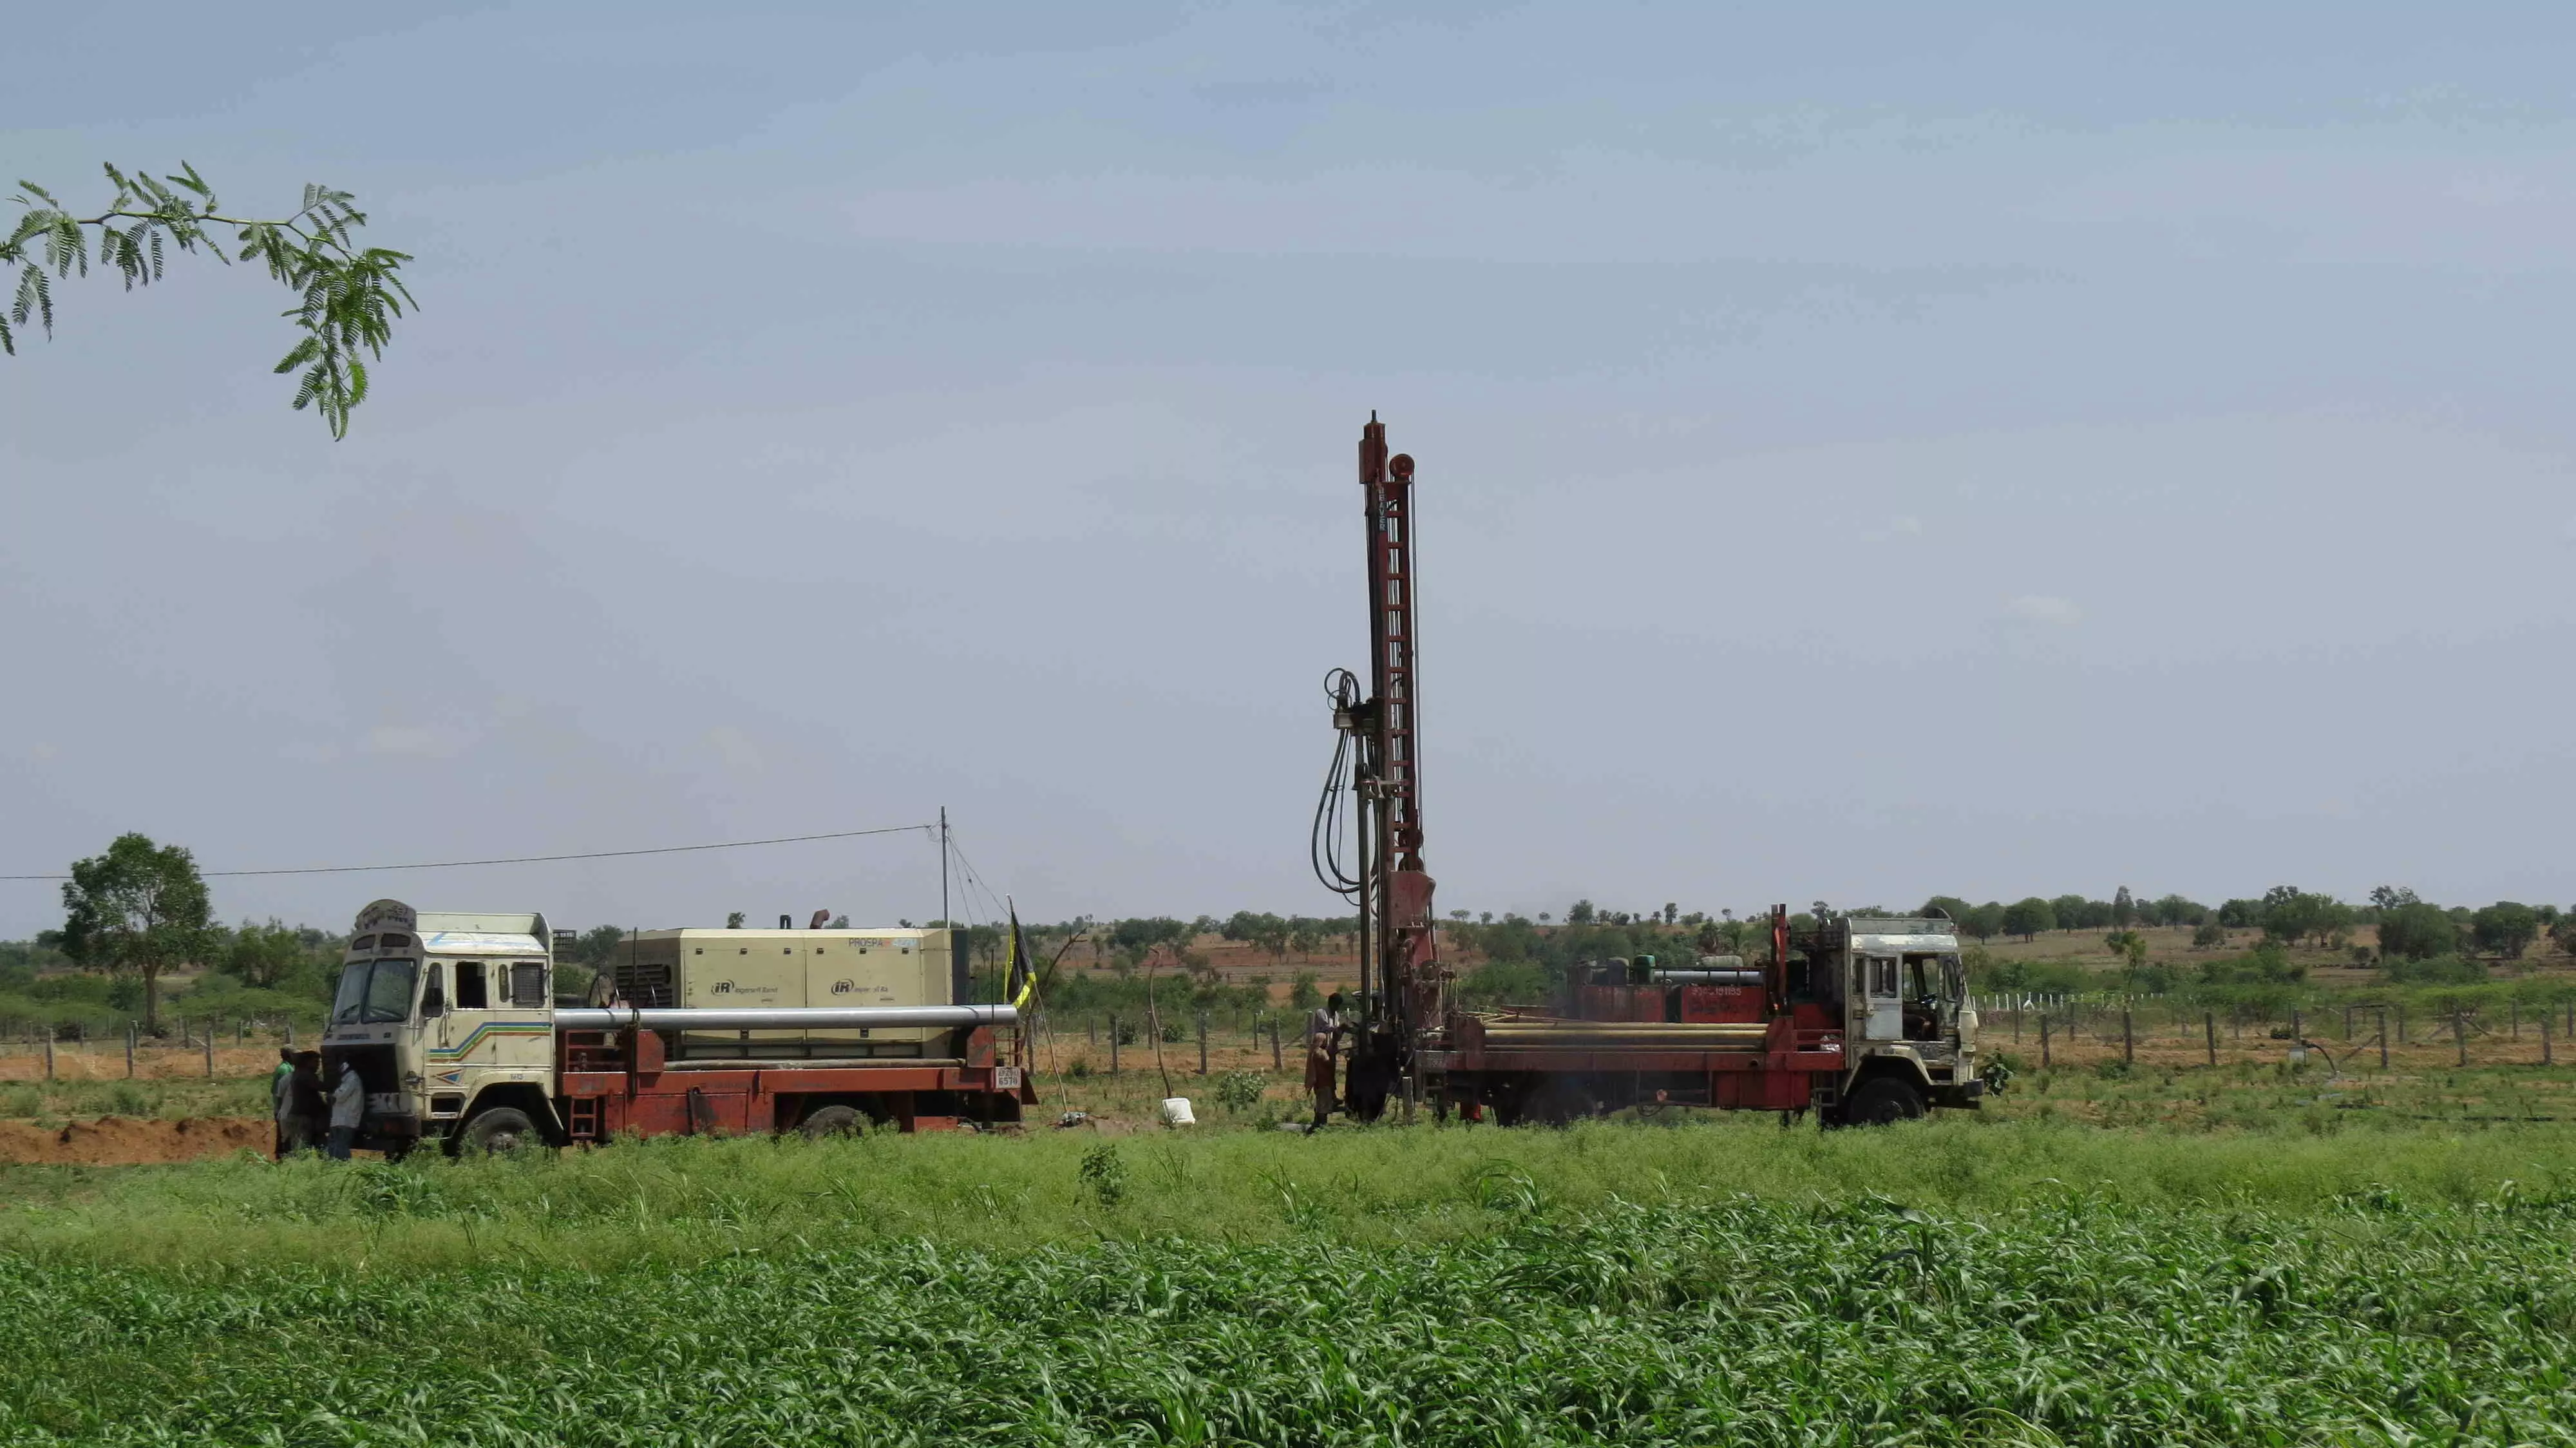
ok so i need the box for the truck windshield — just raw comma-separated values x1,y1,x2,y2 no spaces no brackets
330,958,420,1024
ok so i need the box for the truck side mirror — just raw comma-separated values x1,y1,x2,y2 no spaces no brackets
420,986,445,1020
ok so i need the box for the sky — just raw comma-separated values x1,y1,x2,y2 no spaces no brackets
4,1,2573,938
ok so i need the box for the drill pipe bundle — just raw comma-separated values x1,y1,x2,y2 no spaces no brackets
1477,1020,1770,1050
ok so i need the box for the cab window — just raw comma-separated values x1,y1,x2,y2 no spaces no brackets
454,961,489,1010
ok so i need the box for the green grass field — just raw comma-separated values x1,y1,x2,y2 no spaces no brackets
4,1118,2576,1443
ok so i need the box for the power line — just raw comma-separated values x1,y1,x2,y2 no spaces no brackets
0,823,936,882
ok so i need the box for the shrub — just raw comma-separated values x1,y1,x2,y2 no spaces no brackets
1215,1071,1266,1113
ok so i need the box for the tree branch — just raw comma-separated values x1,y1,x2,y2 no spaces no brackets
5,162,413,439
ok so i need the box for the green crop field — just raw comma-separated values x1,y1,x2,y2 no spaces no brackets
4,1119,2576,1444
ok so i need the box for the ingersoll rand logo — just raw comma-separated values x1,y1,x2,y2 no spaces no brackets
831,980,855,995
712,981,734,994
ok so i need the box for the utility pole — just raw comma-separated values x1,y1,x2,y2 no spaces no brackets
939,806,949,927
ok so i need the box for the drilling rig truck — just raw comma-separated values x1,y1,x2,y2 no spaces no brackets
1314,415,1984,1127
320,899,1030,1155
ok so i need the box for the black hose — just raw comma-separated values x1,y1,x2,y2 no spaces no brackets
1311,670,1363,901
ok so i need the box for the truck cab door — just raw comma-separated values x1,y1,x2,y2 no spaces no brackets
1860,955,1901,1040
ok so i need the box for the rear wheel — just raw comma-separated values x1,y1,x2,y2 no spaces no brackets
1839,1076,1927,1127
799,1105,865,1139
457,1106,541,1155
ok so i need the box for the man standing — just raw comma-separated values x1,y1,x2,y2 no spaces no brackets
326,1059,365,1161
269,1048,296,1160
287,1051,327,1155
1305,991,1348,1130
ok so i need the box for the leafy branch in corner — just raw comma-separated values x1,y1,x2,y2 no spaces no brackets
4,162,414,438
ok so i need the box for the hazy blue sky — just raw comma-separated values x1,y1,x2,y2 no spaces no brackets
5,2,2572,937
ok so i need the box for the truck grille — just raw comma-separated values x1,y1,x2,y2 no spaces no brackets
614,959,676,1007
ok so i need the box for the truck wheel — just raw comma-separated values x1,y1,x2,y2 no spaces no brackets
1840,1076,1926,1127
799,1105,864,1139
458,1107,541,1155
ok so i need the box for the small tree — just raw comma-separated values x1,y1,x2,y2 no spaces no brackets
2110,886,2135,928
2190,919,2227,950
726,911,746,929
2049,895,2088,933
60,833,213,1034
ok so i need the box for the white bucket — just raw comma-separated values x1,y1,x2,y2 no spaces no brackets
1160,1096,1197,1127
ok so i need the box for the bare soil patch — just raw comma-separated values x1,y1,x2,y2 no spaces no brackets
0,1116,268,1166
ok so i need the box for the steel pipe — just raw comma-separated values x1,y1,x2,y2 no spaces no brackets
1649,969,1764,986
557,1005,1018,1032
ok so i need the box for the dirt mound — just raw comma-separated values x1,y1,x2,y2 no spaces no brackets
0,1116,269,1166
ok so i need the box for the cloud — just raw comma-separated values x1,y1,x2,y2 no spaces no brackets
706,725,765,774
2002,595,2083,626
1863,515,1926,542
363,723,473,758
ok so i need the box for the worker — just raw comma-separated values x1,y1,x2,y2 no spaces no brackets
326,1059,366,1161
269,1047,296,1159
287,1052,327,1155
1305,991,1348,1129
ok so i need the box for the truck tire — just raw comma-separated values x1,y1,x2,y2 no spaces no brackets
1839,1076,1926,1127
457,1106,541,1155
799,1105,864,1139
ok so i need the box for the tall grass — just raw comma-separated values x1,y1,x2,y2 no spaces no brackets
7,1116,2576,1271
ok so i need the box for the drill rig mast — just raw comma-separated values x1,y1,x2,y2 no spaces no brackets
1313,414,1441,1120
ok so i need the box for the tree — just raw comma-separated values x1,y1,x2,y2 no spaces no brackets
2150,894,2208,928
2190,919,2228,949
6,165,413,437
2369,884,2420,913
2377,902,2458,962
2259,886,2343,948
2110,886,2135,928
220,917,311,991
60,833,212,1034
2550,913,2576,959
2471,902,2540,960
1566,900,1596,926
2049,895,2088,933
1662,902,1678,926
2002,897,2056,941
1957,902,2007,942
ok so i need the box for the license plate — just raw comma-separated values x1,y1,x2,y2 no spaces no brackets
994,1067,1021,1089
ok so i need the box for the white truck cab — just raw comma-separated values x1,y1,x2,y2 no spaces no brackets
321,899,556,1155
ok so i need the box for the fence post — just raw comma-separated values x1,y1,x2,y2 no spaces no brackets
1196,1011,1209,1076
2343,1005,2353,1040
1271,1017,1283,1071
285,1021,294,1050
2291,1009,2302,1044
204,1025,214,1078
125,1022,136,1079
2545,1011,2555,1067
2012,1007,2022,1044
2454,1009,2467,1068
2040,1014,2051,1068
2205,1012,2217,1067
1110,1015,1120,1075
43,1031,53,1081
2378,1008,2389,1070
2122,1009,2134,1065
